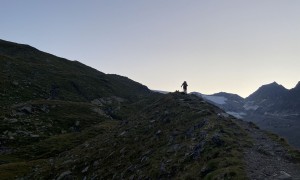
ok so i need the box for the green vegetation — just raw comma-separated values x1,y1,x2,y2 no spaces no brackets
267,132,300,163
0,39,259,179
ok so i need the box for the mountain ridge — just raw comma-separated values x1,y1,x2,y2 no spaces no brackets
193,81,300,148
0,39,299,179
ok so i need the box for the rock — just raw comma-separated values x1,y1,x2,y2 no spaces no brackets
91,99,103,106
112,96,125,103
7,131,16,139
84,143,90,148
62,160,73,165
91,107,107,117
185,128,194,138
120,120,129,125
129,175,135,180
75,120,80,126
49,158,54,166
56,170,72,180
19,105,33,114
160,162,166,173
119,147,126,154
194,120,207,129
218,113,229,118
16,130,30,136
93,160,100,167
11,110,22,116
81,166,89,173
30,134,40,138
40,105,49,113
119,131,126,136
201,165,212,176
142,150,152,156
191,142,204,159
211,133,224,147
102,98,112,104
156,130,162,135
276,171,292,180
12,81,19,86
140,156,149,162
167,144,181,153
4,118,18,123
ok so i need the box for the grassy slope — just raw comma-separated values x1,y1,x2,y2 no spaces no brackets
0,39,150,108
0,39,270,179
1,93,252,179
0,39,150,178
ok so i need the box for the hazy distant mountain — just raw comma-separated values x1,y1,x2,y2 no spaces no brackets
191,92,245,118
195,81,300,117
246,82,300,116
247,82,288,102
193,82,300,148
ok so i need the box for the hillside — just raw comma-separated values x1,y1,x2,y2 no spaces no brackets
0,39,150,107
0,40,299,179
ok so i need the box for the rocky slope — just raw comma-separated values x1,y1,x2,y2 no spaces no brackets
0,40,299,179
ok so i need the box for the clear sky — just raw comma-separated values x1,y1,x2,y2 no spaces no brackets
1,0,299,97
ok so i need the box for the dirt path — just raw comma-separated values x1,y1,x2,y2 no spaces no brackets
236,120,300,180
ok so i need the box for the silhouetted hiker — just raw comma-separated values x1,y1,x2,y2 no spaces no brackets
181,81,188,94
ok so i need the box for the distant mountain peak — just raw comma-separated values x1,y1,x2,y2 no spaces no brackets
295,81,300,89
246,82,288,101
265,81,285,87
270,81,279,85
261,81,286,89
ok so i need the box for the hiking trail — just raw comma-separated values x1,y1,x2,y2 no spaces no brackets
236,120,300,180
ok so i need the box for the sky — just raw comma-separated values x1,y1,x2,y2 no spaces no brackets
1,0,300,97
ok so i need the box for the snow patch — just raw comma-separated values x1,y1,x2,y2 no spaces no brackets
202,95,227,105
243,102,259,110
227,111,247,119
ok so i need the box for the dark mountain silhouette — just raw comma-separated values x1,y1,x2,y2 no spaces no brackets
246,82,288,102
0,39,299,179
0,39,151,105
246,82,300,115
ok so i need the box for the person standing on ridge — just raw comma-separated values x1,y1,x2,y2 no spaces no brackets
181,81,188,94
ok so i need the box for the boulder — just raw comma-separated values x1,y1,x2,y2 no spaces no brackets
12,81,19,86
276,171,292,180
81,166,89,173
19,105,33,114
91,99,103,106
57,170,72,180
